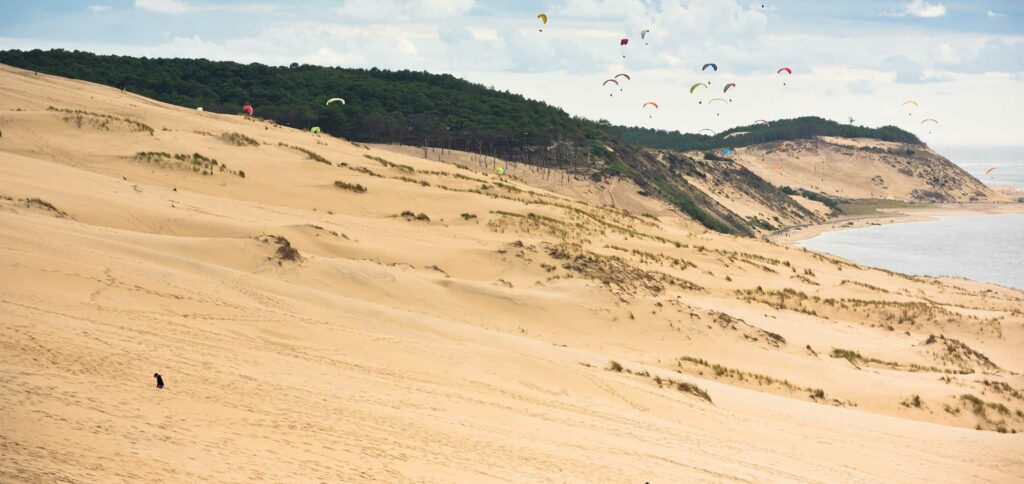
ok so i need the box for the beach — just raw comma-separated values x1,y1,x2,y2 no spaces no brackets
769,202,1024,245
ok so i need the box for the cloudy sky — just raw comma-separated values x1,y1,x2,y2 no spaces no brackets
1,0,1022,146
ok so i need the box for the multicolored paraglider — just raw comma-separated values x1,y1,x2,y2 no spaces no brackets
643,101,659,118
242,104,253,116
777,67,792,86
326,98,345,106
536,13,547,31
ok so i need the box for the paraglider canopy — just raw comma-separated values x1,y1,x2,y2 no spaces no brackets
537,13,547,31
698,128,716,136
493,166,506,176
640,29,650,44
689,83,708,94
723,83,736,93
196,107,203,112
777,67,793,74
620,38,629,46
642,101,659,109
326,98,346,106
242,105,253,116
920,118,938,125
755,119,771,126
311,126,321,133
986,166,997,175
603,79,618,86
702,63,718,71
614,73,631,80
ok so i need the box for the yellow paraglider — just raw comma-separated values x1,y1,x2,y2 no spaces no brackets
311,126,321,134
326,98,345,106
494,166,506,176
537,13,547,31
986,166,997,175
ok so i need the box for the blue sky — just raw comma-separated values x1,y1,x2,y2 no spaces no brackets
1,0,1022,145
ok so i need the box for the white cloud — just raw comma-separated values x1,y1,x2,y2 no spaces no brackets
133,0,279,14
986,10,1005,18
88,5,111,12
134,0,192,14
336,0,475,20
903,0,947,18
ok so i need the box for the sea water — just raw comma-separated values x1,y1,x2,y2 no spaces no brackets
798,214,1024,290
937,145,1024,190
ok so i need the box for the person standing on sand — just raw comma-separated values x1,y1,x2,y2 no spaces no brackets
154,373,164,389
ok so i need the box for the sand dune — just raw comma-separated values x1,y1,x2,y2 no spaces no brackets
2,65,1023,482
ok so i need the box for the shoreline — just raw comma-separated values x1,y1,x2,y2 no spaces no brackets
768,202,1024,246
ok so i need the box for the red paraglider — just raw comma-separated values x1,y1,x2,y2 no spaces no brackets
242,104,254,116
620,38,629,46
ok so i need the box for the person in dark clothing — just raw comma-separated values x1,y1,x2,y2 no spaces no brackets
154,373,164,389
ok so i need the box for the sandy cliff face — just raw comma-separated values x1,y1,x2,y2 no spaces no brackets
2,65,1023,483
732,137,997,203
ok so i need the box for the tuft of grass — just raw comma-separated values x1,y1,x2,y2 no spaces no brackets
607,360,624,372
262,235,301,262
48,107,153,134
220,132,259,146
902,395,922,408
278,142,330,164
334,180,367,193
461,213,478,220
400,211,430,222
24,198,69,218
364,154,414,173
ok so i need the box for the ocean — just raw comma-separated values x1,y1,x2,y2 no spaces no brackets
937,145,1024,190
798,213,1024,290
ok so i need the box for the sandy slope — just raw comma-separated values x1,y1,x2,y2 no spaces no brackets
2,65,1023,483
